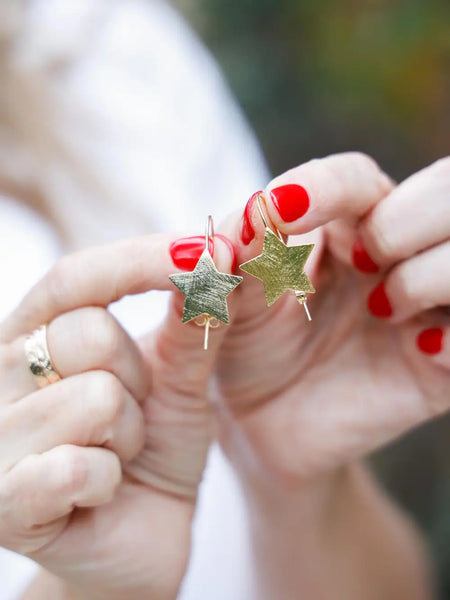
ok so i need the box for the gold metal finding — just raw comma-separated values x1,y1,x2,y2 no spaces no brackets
239,193,315,319
169,216,243,350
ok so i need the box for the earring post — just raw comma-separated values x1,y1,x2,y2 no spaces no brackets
204,317,210,350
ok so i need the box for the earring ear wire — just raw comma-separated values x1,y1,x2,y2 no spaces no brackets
196,215,219,349
255,193,282,241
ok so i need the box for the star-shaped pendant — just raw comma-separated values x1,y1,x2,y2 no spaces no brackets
240,228,315,306
169,249,243,324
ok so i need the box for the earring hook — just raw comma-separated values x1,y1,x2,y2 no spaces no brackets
205,215,214,253
255,193,283,241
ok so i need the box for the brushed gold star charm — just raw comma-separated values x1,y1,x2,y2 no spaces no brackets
239,193,315,319
169,217,243,349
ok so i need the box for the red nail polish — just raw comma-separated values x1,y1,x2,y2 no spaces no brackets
241,192,260,245
367,282,392,318
416,328,443,355
270,184,310,222
169,236,214,271
216,234,238,274
352,239,379,274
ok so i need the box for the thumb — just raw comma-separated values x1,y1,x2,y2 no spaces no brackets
127,233,240,499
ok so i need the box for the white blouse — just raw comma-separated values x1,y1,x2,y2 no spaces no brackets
0,1,269,599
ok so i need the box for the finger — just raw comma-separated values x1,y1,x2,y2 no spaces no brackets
1,307,150,405
0,445,121,554
415,325,450,371
257,152,393,236
142,234,238,399
222,153,391,312
129,235,239,497
161,232,239,367
219,202,322,327
367,240,450,323
0,233,181,343
0,371,145,470
357,157,450,271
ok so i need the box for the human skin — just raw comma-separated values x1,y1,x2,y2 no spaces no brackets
18,153,449,599
213,152,450,599
0,234,235,600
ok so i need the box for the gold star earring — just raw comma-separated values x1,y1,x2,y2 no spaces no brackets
169,216,243,350
239,193,315,320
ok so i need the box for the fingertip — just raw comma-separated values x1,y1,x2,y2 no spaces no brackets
416,328,443,355
269,184,310,223
367,282,393,318
169,236,214,271
240,191,262,246
352,238,380,274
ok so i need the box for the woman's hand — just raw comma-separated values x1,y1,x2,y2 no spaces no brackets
214,153,448,599
0,234,235,600
218,153,450,486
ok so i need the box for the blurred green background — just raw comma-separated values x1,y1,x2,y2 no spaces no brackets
174,0,450,595
175,0,449,181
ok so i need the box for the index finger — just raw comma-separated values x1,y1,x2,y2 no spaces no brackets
262,152,393,236
0,233,178,343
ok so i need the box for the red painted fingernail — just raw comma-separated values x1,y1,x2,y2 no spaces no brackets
352,238,379,273
270,184,310,222
169,236,214,270
416,328,443,355
367,282,392,318
241,191,261,245
216,234,238,274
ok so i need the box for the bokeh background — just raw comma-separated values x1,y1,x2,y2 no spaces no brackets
174,0,450,595
175,0,449,181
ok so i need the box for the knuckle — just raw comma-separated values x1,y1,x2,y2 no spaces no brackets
93,371,126,425
319,157,346,191
349,152,392,195
55,445,90,497
80,308,122,364
14,455,43,531
347,151,379,170
364,211,396,261
46,256,73,310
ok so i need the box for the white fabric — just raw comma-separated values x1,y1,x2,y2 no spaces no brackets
0,0,268,249
0,1,269,599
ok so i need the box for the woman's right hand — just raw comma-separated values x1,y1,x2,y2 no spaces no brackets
0,233,235,600
212,154,449,599
218,153,450,489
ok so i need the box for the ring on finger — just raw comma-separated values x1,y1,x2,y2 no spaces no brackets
24,325,61,388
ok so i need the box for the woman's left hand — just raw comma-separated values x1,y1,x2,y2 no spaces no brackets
0,234,235,600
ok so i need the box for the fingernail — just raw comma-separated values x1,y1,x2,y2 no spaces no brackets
367,282,392,318
241,191,261,245
169,236,214,270
416,328,443,355
216,234,238,274
352,238,379,273
270,184,310,222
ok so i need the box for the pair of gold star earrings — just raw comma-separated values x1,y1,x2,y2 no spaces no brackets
169,193,315,349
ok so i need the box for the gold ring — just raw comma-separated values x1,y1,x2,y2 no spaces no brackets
24,325,61,388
